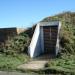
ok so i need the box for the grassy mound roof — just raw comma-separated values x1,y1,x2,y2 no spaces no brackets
25,11,75,54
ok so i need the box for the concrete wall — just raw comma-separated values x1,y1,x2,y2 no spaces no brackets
17,28,25,34
56,22,61,55
28,24,42,58
0,27,25,44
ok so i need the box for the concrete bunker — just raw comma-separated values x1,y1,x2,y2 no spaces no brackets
28,21,61,58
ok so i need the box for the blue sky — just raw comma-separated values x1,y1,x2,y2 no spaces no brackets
0,0,75,28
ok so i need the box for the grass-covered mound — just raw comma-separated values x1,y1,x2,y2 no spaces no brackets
19,12,75,55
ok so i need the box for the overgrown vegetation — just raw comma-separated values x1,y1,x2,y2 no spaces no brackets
44,54,75,74
0,32,30,71
0,33,30,56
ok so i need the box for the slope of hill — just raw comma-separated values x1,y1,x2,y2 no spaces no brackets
6,11,74,55
23,11,75,54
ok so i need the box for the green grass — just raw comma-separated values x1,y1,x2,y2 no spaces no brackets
0,53,29,71
46,54,75,74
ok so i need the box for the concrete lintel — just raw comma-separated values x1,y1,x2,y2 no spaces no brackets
39,21,59,26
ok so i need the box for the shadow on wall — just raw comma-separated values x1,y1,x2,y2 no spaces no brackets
32,32,42,58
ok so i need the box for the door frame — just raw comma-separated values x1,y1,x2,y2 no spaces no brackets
40,21,61,55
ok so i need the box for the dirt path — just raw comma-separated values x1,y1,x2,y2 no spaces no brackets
18,60,48,70
18,54,53,70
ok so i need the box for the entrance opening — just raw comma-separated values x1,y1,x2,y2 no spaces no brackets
28,21,61,58
43,26,58,55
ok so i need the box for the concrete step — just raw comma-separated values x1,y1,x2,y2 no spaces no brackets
17,60,48,70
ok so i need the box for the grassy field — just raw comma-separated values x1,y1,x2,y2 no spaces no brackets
0,53,29,71
45,54,75,74
0,53,75,74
